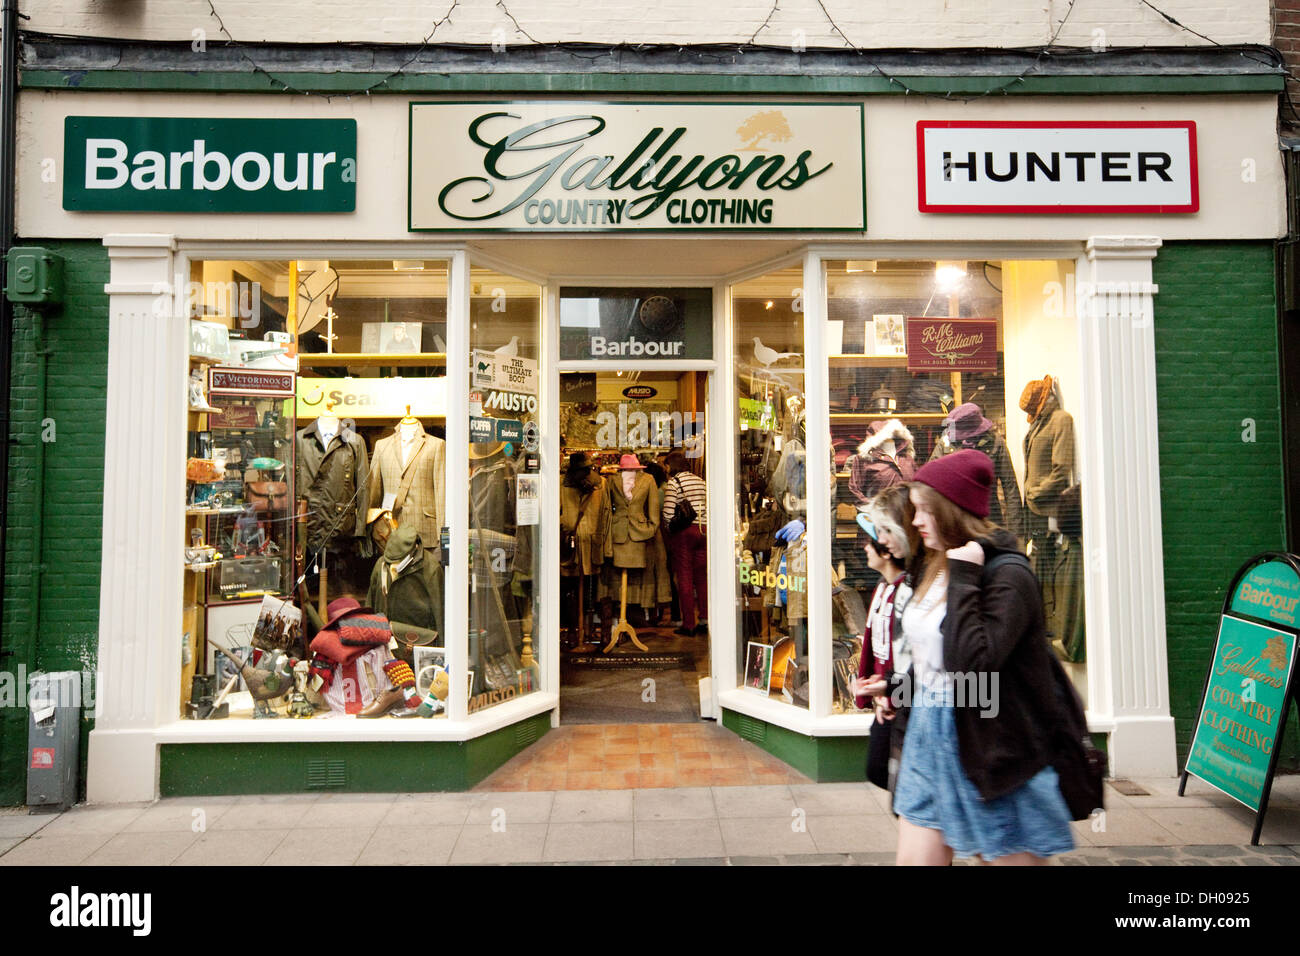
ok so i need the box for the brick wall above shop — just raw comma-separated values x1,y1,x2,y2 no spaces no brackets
27,0,1271,48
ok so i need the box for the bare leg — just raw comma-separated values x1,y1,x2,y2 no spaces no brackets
990,851,1050,866
896,818,954,866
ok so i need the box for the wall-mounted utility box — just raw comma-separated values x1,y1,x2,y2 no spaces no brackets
5,247,65,307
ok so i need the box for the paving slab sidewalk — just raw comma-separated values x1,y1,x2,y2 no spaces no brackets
4,776,1300,866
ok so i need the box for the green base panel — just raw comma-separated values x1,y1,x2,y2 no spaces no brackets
159,712,550,796
721,709,868,782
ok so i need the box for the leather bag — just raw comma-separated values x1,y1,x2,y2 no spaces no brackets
247,481,288,512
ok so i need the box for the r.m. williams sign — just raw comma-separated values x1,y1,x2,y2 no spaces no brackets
409,102,865,232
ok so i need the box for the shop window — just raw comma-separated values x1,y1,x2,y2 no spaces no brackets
468,267,543,712
183,258,451,721
823,259,1087,717
731,266,809,708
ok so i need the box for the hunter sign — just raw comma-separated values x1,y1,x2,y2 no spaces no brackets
64,117,357,212
409,102,865,231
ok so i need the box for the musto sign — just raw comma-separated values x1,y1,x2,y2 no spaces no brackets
409,102,865,231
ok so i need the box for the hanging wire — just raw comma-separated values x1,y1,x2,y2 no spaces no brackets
204,0,460,99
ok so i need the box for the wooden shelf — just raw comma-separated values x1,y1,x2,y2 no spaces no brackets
830,412,948,421
298,352,447,368
828,354,910,367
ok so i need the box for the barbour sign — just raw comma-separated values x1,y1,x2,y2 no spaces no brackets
409,102,865,231
64,117,356,212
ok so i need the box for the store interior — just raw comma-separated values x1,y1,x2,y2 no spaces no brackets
557,369,711,724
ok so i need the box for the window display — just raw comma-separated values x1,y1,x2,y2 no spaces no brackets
822,259,1087,716
467,267,542,711
182,258,451,720
732,266,810,708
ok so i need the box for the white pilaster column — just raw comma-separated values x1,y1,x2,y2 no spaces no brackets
1076,236,1178,777
87,234,180,803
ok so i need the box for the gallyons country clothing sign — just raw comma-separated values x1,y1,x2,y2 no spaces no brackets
408,102,866,231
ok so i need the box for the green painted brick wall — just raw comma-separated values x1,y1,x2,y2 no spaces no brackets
1,240,109,806
1153,241,1291,767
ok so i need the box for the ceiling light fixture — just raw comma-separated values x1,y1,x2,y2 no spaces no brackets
934,260,967,292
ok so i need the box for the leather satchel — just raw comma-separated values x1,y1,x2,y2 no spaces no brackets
247,480,288,512
389,621,439,667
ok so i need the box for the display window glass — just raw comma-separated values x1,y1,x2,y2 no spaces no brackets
182,258,451,721
731,266,810,707
822,258,1087,716
467,267,543,712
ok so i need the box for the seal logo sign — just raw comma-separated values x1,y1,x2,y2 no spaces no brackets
302,385,324,406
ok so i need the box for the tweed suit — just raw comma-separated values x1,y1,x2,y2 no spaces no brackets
606,471,659,569
367,422,446,550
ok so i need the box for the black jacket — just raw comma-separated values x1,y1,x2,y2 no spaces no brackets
893,531,1066,801
296,421,369,551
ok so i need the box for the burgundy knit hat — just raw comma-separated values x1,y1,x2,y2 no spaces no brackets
912,449,995,518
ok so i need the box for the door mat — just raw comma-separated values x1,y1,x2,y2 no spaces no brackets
560,663,699,724
561,652,694,669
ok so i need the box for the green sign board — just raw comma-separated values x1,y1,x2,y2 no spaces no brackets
738,397,776,430
63,117,357,212
1185,615,1297,810
1230,560,1300,628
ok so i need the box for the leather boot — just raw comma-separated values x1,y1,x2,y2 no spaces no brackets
359,686,412,718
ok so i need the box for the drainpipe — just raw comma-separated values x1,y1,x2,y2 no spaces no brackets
0,0,21,665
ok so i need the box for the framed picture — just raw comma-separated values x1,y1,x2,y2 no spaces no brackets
251,595,303,652
361,321,424,354
744,641,774,695
872,315,907,356
413,646,447,697
204,601,262,690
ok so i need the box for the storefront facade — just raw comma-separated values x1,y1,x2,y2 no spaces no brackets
5,35,1291,802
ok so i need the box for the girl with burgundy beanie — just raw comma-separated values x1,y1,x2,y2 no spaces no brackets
891,448,1074,865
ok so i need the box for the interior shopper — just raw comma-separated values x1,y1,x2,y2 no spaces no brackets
891,449,1075,866
662,450,708,637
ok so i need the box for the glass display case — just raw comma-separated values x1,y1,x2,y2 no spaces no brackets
192,368,297,603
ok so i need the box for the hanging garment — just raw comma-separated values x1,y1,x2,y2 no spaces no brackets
560,472,611,577
929,429,1023,533
295,420,369,552
366,524,444,640
368,421,446,550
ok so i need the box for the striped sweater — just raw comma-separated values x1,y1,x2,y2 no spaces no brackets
662,472,707,527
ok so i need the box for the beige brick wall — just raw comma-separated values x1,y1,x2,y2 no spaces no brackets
28,0,1271,48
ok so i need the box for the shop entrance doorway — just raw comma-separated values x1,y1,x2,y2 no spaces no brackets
557,368,712,724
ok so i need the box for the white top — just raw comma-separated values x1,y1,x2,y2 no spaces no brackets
900,572,948,700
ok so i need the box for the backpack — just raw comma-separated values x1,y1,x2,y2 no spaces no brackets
984,552,1105,822
667,475,698,534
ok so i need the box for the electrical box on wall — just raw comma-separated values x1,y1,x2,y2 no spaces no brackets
5,246,65,307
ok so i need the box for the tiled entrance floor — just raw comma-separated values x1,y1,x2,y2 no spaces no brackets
473,723,813,791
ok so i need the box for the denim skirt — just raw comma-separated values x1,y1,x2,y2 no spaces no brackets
893,695,1075,860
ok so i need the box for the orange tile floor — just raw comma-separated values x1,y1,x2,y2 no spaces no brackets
473,723,813,791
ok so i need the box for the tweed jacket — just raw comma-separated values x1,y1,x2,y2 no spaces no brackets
560,475,610,576
1022,399,1075,539
606,471,659,569
368,422,446,549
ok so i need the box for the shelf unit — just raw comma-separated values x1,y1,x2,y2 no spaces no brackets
298,352,447,368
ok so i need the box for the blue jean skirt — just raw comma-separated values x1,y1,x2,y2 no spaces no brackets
893,695,1075,860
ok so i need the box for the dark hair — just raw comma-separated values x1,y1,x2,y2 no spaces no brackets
663,451,689,474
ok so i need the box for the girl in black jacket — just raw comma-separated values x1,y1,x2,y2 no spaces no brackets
892,449,1074,866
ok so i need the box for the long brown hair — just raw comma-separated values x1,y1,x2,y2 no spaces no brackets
870,484,922,573
910,482,1001,597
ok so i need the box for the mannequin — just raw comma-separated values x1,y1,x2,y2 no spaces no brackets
295,399,369,555
848,418,916,506
928,402,1022,534
367,407,445,555
598,453,659,644
1019,375,1084,661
